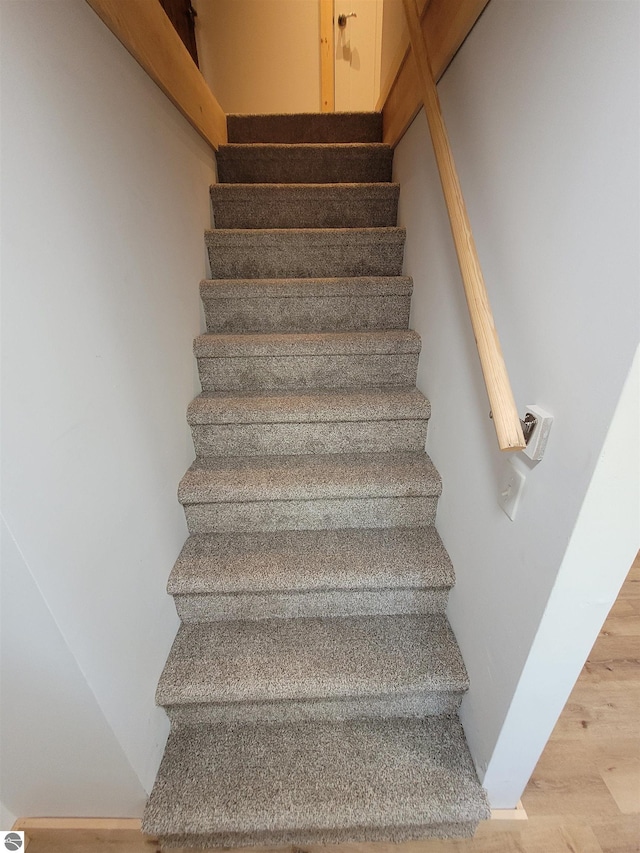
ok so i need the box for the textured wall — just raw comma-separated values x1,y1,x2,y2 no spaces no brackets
393,0,639,806
1,0,215,815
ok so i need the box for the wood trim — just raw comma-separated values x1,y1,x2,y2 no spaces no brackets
320,0,335,112
380,0,490,147
490,800,529,820
402,0,526,452
13,818,145,850
85,0,227,150
376,0,431,113
13,819,143,831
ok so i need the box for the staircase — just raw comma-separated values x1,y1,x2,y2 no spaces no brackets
142,112,490,848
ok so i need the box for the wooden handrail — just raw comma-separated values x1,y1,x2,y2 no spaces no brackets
402,0,526,452
85,0,227,151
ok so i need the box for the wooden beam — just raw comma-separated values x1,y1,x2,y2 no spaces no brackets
376,0,431,113
380,0,489,147
320,0,335,112
85,0,227,150
401,0,526,452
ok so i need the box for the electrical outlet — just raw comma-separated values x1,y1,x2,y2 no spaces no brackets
498,460,526,521
522,405,554,461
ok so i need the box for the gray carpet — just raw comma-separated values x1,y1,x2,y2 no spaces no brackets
205,226,406,278
187,388,431,456
169,527,453,594
210,183,400,228
177,451,442,504
227,112,382,143
156,614,469,710
200,276,413,334
141,717,489,846
169,527,454,621
143,111,489,846
217,143,393,183
187,387,431,424
194,330,421,391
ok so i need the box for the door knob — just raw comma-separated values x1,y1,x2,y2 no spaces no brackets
338,12,357,27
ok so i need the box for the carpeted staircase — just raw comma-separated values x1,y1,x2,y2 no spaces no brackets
142,112,490,848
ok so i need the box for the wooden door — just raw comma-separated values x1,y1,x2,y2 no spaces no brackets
334,0,383,111
159,0,199,66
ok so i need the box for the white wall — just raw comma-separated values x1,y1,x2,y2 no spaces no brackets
483,347,639,804
1,0,215,816
193,0,321,114
1,521,146,816
1,802,16,830
393,0,639,806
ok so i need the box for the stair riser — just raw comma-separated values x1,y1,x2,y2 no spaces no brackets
217,147,392,184
202,295,411,333
190,420,428,457
206,233,405,279
210,187,398,229
197,354,419,392
157,822,479,849
227,113,382,144
165,690,463,726
174,588,450,622
184,496,438,534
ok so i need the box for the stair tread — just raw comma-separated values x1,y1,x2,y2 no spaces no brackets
168,527,454,595
187,387,430,424
210,183,400,228
194,329,421,358
219,142,391,151
178,451,441,505
227,111,382,143
200,275,413,298
206,227,405,278
143,715,489,840
217,144,393,184
206,225,404,237
210,181,400,193
156,614,468,706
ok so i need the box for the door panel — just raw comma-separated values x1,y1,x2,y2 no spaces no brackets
334,0,382,111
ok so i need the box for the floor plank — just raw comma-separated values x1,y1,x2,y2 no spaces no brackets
592,815,640,853
597,757,640,815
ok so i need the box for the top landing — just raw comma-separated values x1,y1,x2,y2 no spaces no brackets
227,112,382,145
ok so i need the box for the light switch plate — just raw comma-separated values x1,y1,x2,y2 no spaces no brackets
499,460,526,521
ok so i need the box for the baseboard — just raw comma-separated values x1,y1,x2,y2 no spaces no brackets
13,809,528,849
12,818,146,850
13,819,142,830
490,800,528,820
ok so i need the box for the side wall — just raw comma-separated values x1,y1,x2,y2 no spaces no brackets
193,0,321,114
1,0,215,815
393,0,639,805
483,347,639,804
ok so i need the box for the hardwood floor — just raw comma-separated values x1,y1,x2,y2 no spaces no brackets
19,555,640,853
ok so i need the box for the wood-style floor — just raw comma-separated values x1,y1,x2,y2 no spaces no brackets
19,554,640,853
